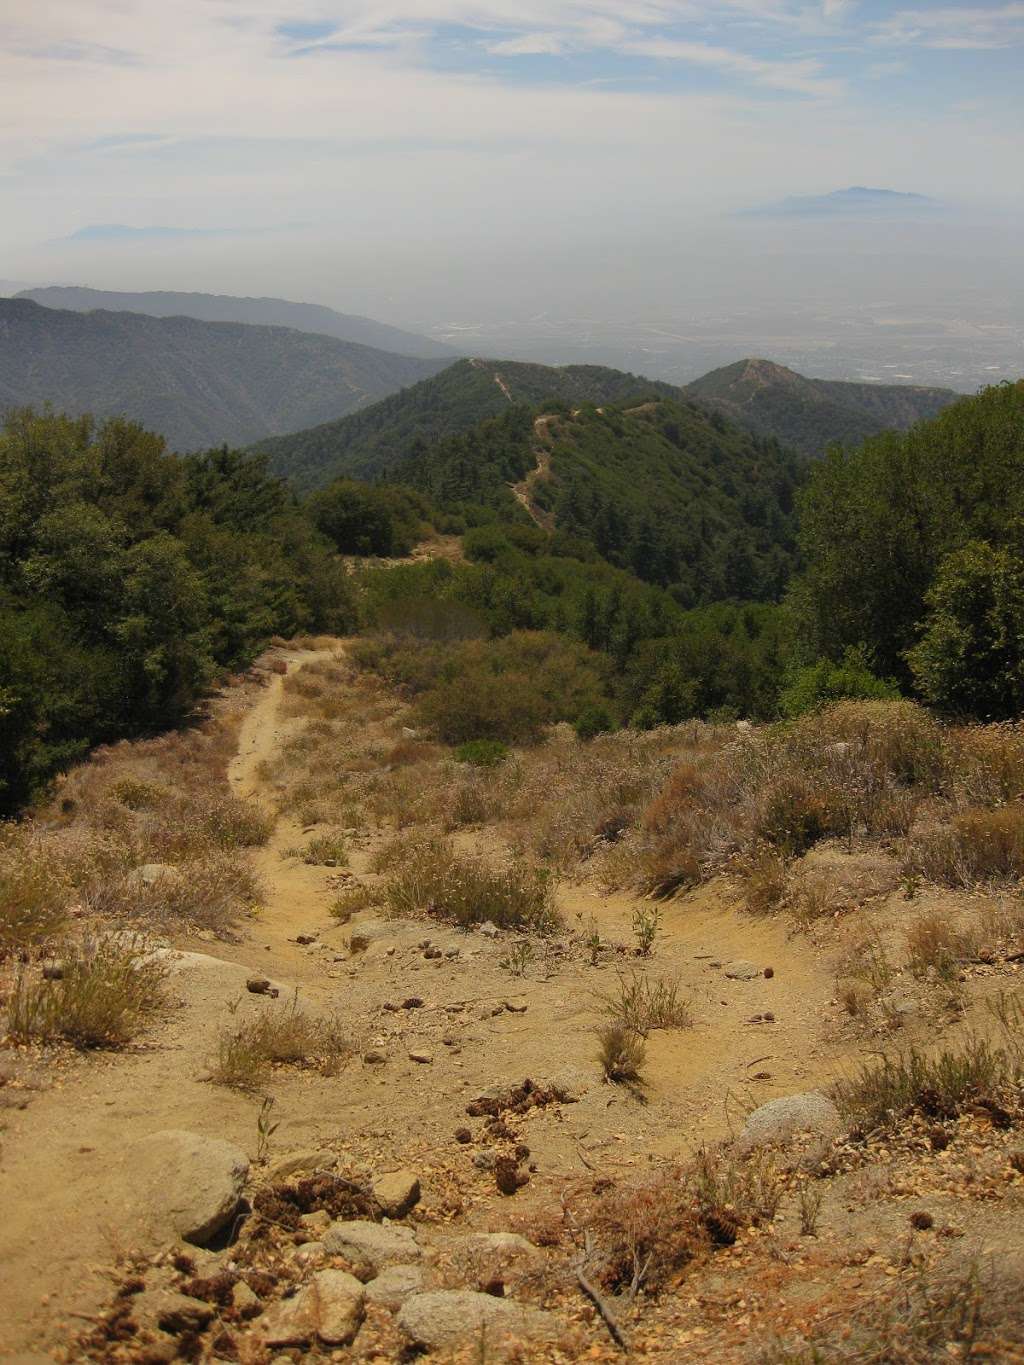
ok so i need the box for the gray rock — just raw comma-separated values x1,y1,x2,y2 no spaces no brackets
232,1280,261,1312
364,1263,424,1309
130,863,180,888
133,1290,214,1335
259,1269,365,1347
736,1092,842,1154
129,1130,249,1245
408,1048,433,1065
478,921,499,938
372,1169,421,1218
322,1219,422,1272
723,960,761,980
398,1290,554,1351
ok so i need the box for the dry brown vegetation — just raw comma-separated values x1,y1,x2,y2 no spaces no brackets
211,996,352,1090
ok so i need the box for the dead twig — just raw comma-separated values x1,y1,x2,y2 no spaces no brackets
575,1232,629,1352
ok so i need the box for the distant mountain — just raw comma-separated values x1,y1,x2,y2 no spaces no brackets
685,358,958,457
743,186,941,218
255,357,682,491
17,286,455,361
0,298,447,452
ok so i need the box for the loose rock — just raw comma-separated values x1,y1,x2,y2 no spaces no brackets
372,1169,421,1218
398,1290,554,1351
736,1093,841,1155
128,1130,249,1246
724,960,761,981
259,1270,365,1347
364,1264,424,1309
322,1220,422,1273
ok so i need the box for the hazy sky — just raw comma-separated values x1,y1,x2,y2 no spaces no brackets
2,2,1023,326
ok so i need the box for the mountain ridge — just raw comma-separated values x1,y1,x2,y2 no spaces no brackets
0,298,447,452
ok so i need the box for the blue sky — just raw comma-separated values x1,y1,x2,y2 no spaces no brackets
0,2,1022,315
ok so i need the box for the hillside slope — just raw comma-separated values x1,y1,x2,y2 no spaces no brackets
402,395,801,604
255,357,682,490
17,286,455,361
686,357,957,457
0,299,447,451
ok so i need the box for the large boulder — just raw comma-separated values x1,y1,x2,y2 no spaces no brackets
128,1130,249,1246
736,1093,841,1155
322,1220,421,1273
258,1270,365,1347
398,1290,555,1352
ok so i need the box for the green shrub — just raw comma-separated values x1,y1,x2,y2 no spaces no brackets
455,739,509,768
779,646,900,719
575,704,615,741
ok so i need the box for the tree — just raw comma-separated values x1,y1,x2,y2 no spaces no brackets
908,541,1024,718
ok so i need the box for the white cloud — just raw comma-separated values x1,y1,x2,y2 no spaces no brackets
871,3,1024,49
623,36,843,96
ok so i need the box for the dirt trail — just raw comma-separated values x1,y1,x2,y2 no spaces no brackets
508,414,556,531
0,647,346,1361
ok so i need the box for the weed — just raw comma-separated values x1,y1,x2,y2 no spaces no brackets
597,1020,647,1085
455,739,509,768
256,1096,279,1163
798,1182,823,1236
739,846,790,917
909,805,1024,886
601,969,692,1036
211,997,351,1090
381,838,558,933
288,832,348,866
692,1146,783,1236
499,941,535,977
329,884,376,921
0,836,71,956
905,914,972,984
7,936,169,1048
632,904,661,956
832,1035,1019,1130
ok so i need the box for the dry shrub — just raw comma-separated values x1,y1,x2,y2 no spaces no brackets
832,1034,1020,1130
753,772,851,854
212,998,351,1090
863,787,921,838
600,969,693,1035
0,831,72,956
905,912,975,981
909,805,1024,886
288,831,348,866
7,936,169,1047
576,1148,782,1297
785,699,946,790
380,837,558,933
84,853,263,937
597,1020,647,1084
386,737,440,767
949,722,1024,806
788,871,844,925
739,846,790,916
330,884,376,921
761,1268,1020,1364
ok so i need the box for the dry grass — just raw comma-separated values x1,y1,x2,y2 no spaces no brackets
286,831,349,866
0,830,73,957
6,936,170,1048
329,884,377,921
211,997,351,1090
908,805,1024,886
905,912,975,982
596,1020,647,1084
380,836,559,933
739,846,790,916
599,969,693,1036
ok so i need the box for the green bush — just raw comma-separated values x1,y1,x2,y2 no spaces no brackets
780,646,900,718
455,739,509,767
575,704,615,741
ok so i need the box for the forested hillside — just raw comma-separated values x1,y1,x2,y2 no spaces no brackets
686,357,957,457
400,396,801,604
0,410,355,812
792,378,1024,716
0,299,446,451
18,286,455,360
255,358,682,490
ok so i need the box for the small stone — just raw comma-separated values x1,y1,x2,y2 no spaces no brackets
232,1280,261,1313
365,1264,424,1309
323,1220,422,1273
134,1290,214,1336
910,1210,935,1230
299,1209,332,1235
724,960,761,980
504,1001,528,1014
372,1170,421,1218
472,1149,497,1170
402,997,424,1010
295,934,317,946
478,922,499,938
423,947,443,960
267,1150,335,1182
408,1049,433,1065
247,976,273,994
398,1291,554,1351
764,966,775,979
259,1270,365,1347
363,1048,387,1065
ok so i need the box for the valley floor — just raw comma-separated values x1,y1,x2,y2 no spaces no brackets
2,644,1023,1362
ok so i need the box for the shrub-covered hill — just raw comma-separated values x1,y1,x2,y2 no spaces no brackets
686,357,957,458
0,409,356,812
399,396,801,605
253,357,683,491
0,298,447,452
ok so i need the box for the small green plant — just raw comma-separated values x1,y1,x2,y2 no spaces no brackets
499,941,535,977
575,704,615,742
902,870,921,901
582,914,603,966
597,1020,647,1085
455,739,509,768
632,905,661,957
6,936,169,1048
256,1095,280,1163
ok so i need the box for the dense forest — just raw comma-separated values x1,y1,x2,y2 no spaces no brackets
254,358,681,490
2,379,1022,813
0,410,355,812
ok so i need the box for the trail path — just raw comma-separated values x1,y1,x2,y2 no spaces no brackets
508,414,556,531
